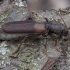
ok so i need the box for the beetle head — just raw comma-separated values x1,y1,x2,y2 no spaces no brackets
62,28,68,36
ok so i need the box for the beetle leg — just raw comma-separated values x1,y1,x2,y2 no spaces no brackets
9,36,27,56
55,39,61,53
44,39,48,57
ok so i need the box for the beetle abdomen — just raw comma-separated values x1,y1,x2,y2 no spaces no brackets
2,21,46,34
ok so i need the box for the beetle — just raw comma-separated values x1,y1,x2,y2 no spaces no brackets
0,9,69,56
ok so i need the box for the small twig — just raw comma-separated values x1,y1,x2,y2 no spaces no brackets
41,57,59,70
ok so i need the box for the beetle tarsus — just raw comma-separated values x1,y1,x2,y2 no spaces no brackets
44,39,48,57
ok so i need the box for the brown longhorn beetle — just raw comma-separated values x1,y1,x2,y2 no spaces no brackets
1,9,69,56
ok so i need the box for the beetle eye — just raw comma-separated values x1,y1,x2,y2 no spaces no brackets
0,0,3,4
63,29,68,36
0,0,3,2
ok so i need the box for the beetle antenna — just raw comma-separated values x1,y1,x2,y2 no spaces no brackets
50,9,67,28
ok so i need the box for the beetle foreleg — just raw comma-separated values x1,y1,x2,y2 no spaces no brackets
55,39,61,53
